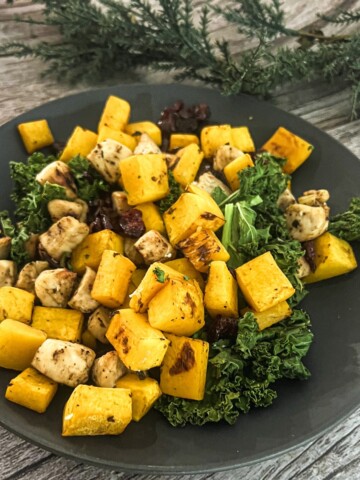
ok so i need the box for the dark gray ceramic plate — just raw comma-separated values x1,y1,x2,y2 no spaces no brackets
0,84,359,474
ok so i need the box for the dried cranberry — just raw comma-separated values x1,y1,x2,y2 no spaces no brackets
119,209,145,238
302,240,317,272
207,316,239,343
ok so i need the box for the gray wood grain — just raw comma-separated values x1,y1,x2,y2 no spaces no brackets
1,1,360,479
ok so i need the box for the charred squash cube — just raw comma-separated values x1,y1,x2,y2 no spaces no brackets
98,95,131,132
241,301,292,330
106,309,170,371
204,261,238,318
31,306,84,342
223,153,254,191
59,126,98,162
231,126,256,152
0,286,35,324
164,258,205,291
235,251,295,312
200,124,233,158
160,334,209,401
17,119,54,154
125,121,162,146
169,133,199,150
172,143,204,186
97,125,137,151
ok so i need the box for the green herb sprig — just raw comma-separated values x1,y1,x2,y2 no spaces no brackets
1,1,360,117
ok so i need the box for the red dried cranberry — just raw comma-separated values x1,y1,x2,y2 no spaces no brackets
119,209,145,238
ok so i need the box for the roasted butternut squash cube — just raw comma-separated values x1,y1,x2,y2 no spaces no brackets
223,153,254,191
134,202,165,234
129,262,183,312
169,133,199,151
160,334,209,401
106,309,170,370
119,154,169,205
62,384,132,436
231,127,255,152
6,367,58,413
31,306,84,342
173,144,204,186
261,126,314,174
303,232,357,284
116,373,162,421
204,261,238,318
125,121,162,146
91,250,136,308
59,126,98,162
0,319,47,371
148,278,204,336
200,124,233,158
235,251,295,312
98,95,131,132
178,228,230,273
97,125,137,151
163,192,225,245
71,229,124,274
0,286,35,323
17,119,54,154
241,301,292,330
164,258,205,290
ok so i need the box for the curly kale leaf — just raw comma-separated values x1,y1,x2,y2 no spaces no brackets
67,155,110,201
157,170,182,214
156,310,313,426
328,197,360,242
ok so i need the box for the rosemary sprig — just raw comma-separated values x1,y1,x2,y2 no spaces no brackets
1,0,360,117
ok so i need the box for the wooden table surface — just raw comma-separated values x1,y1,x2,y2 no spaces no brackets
1,1,360,479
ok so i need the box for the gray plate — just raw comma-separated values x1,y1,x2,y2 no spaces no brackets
0,84,359,474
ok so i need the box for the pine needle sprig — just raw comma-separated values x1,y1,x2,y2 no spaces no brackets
1,0,360,117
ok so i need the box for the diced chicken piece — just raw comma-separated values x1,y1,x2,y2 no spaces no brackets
277,188,296,212
0,260,17,287
133,133,162,155
15,261,49,294
87,306,112,344
68,267,99,313
134,230,176,265
285,203,329,242
111,191,131,215
35,268,77,308
298,189,330,207
91,351,127,388
39,216,89,261
213,145,243,172
192,172,231,197
24,233,40,260
36,161,77,199
0,237,11,260
124,237,145,266
297,256,311,278
32,338,95,388
48,198,88,223
87,139,132,183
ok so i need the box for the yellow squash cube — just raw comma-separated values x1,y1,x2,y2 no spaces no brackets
0,319,47,371
303,232,357,284
119,154,169,205
200,124,233,158
106,309,170,371
97,125,137,151
231,127,255,152
6,367,58,413
261,126,314,174
241,301,292,330
125,121,162,146
163,192,225,245
134,202,165,234
178,228,230,273
164,258,205,291
169,133,199,151
116,373,162,421
62,384,132,436
204,261,238,318
0,286,35,324
71,229,124,274
223,153,254,191
59,126,98,162
160,334,209,401
129,262,184,312
172,143,204,186
148,278,204,336
98,95,131,132
31,306,84,343
235,251,295,312
91,250,136,308
17,119,54,154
